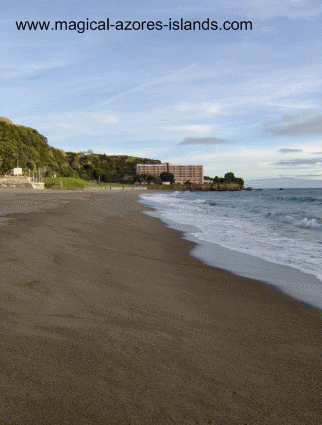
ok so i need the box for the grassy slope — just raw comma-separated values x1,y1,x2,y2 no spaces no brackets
0,119,68,172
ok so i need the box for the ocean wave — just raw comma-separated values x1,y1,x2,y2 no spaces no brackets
282,216,322,229
139,190,322,286
260,210,322,229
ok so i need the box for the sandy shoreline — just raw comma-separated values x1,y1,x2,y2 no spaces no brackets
0,190,321,424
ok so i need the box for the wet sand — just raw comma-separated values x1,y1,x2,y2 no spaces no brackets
0,190,321,424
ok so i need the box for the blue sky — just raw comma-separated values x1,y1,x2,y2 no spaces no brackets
1,0,322,187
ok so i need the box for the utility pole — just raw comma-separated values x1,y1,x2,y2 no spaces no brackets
16,154,19,168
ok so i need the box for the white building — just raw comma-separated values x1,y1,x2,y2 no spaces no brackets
136,162,204,184
11,168,23,176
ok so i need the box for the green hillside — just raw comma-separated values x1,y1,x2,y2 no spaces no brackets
0,118,161,183
64,152,161,183
0,118,68,173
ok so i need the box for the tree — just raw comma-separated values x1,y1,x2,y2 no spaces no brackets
93,169,103,181
100,173,108,183
57,167,77,178
135,174,147,184
151,175,161,185
184,180,193,189
0,138,16,174
224,172,235,182
160,172,174,183
83,164,94,171
146,174,159,185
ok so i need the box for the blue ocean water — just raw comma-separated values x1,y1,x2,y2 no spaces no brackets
139,188,322,309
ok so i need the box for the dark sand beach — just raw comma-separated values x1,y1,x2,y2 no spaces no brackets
0,189,321,424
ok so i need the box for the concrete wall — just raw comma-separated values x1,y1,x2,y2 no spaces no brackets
0,176,33,189
31,183,45,189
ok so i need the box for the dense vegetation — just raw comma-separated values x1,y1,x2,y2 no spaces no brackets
64,151,161,184
211,172,244,187
0,118,161,183
0,119,68,174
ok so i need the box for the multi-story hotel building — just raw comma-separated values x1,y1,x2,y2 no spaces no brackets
136,162,204,184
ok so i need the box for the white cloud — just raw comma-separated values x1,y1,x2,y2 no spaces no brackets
0,60,68,80
177,102,224,115
57,123,95,135
89,146,172,158
177,103,191,112
265,101,320,110
164,125,213,134
101,63,198,105
92,114,118,123
259,26,279,34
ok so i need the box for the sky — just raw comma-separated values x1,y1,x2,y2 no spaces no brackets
1,0,322,188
